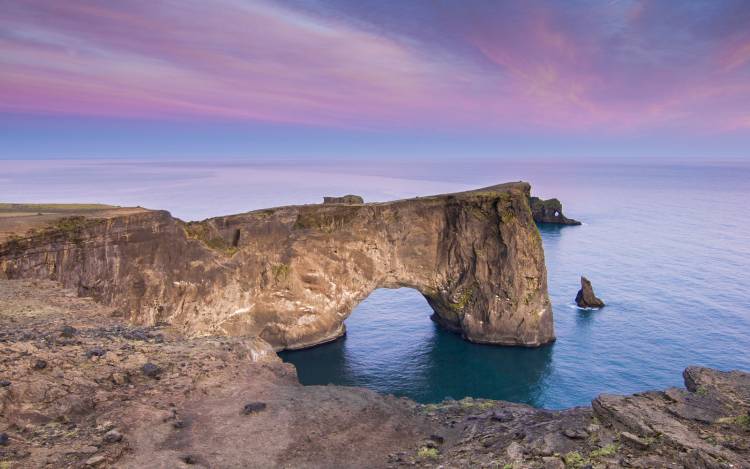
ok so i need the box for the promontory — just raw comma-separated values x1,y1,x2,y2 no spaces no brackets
0,182,555,350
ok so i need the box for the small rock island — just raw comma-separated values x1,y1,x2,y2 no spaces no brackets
529,196,581,225
575,276,605,308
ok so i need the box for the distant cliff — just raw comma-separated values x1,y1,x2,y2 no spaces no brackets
0,182,555,350
529,196,581,225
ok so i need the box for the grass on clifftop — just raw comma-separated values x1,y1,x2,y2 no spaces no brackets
183,222,238,256
0,203,117,213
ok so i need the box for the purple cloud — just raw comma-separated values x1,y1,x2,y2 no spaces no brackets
1,0,748,133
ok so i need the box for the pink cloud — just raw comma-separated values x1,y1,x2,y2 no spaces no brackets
1,0,749,134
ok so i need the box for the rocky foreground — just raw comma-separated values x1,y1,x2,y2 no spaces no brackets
1,279,748,468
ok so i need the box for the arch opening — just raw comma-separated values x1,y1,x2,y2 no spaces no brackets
280,287,554,404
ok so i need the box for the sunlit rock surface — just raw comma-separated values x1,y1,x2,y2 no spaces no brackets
0,182,554,350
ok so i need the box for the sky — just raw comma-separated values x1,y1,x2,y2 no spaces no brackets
1,0,749,160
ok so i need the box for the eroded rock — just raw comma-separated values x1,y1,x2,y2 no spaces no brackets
529,196,581,225
0,182,555,349
575,276,605,308
323,194,364,204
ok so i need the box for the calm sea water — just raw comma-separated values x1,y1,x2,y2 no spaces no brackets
281,161,750,408
3,158,749,409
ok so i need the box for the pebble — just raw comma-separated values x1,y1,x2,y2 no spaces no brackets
85,454,106,466
86,347,106,358
0,432,9,446
33,359,48,370
563,428,588,439
103,429,123,443
0,380,10,387
181,455,196,465
60,325,77,338
242,402,267,415
142,363,162,378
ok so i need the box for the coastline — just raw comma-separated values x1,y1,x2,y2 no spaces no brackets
2,279,748,468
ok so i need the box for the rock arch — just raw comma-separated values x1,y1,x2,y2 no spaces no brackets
0,182,555,349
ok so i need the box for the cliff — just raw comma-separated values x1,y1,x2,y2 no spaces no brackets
529,196,581,225
0,182,554,350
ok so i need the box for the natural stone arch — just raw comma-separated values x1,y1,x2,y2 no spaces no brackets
0,182,555,350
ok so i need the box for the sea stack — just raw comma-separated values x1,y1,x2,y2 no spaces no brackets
575,276,605,308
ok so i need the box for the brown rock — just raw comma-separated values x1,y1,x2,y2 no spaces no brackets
529,196,581,225
0,182,555,349
322,194,364,204
575,276,605,308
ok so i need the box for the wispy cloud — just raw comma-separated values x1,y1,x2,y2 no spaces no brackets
1,0,749,133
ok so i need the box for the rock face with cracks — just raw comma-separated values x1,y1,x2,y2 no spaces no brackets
0,182,554,350
529,196,581,225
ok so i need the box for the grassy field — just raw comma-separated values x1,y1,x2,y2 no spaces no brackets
0,203,147,242
0,203,118,213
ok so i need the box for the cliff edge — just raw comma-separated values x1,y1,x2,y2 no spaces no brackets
0,182,554,350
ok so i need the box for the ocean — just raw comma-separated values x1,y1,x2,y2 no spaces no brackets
3,158,749,408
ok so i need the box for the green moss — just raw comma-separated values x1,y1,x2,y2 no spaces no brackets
0,461,12,469
589,443,619,459
0,203,116,213
696,385,709,396
469,204,490,220
718,414,750,429
497,193,517,224
450,286,475,312
271,263,290,281
563,451,587,468
417,447,439,460
21,216,107,245
184,222,238,256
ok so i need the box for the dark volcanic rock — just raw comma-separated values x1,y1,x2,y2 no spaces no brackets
141,363,162,379
85,347,106,358
242,402,267,414
60,325,77,338
33,359,47,370
0,379,10,387
0,182,555,349
575,276,605,308
0,432,8,446
529,196,581,225
323,194,364,204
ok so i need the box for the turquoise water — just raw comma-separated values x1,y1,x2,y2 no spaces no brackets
281,162,750,409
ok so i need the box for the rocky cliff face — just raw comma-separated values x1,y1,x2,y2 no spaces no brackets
0,182,554,350
529,196,581,225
